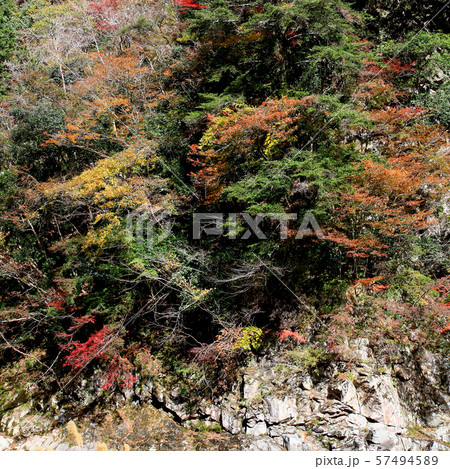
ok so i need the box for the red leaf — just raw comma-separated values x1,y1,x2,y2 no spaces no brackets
175,0,207,10
279,330,306,343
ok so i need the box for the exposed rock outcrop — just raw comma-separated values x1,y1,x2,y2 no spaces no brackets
1,342,449,451
134,343,449,451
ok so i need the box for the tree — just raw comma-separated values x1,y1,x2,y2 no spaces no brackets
9,101,66,180
175,0,207,10
0,0,16,63
60,325,137,390
353,1,450,39
324,60,450,270
1,0,449,403
25,1,96,94
189,97,302,204
170,0,363,101
0,0,17,96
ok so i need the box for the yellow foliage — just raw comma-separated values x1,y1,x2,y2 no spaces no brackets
82,213,122,253
0,231,8,249
66,420,83,448
40,147,151,209
233,327,263,351
263,133,279,157
95,442,108,451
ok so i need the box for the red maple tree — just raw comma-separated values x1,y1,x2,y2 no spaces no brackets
175,0,207,10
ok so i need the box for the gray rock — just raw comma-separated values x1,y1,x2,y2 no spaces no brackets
420,350,440,387
245,420,267,436
353,338,371,361
263,396,298,424
367,423,398,450
245,436,284,451
2,341,450,452
341,381,361,413
21,436,45,451
339,436,368,451
283,434,305,451
243,377,261,401
267,425,285,438
355,375,407,428
209,405,221,423
302,376,313,390
53,442,70,451
428,442,450,451
163,398,191,421
320,401,353,418
347,413,368,429
221,409,242,434
245,406,265,422
398,437,429,451
0,436,12,451
282,431,325,451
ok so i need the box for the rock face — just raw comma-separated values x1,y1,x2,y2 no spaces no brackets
135,344,449,451
263,396,298,425
1,343,449,451
0,436,12,451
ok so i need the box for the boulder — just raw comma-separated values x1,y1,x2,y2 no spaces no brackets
221,409,242,434
0,436,12,451
245,420,267,436
263,396,298,424
243,377,261,401
367,423,398,450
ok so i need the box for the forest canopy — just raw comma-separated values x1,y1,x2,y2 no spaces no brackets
0,0,449,396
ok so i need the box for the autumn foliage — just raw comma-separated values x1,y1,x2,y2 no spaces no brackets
0,0,449,400
175,0,207,9
190,97,302,203
323,60,449,262
88,0,122,31
61,326,136,389
279,330,306,343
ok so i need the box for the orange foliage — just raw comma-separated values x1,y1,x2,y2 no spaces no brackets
279,330,306,343
190,97,302,203
43,48,166,151
324,60,450,260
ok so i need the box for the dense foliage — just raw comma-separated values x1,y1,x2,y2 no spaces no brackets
0,0,449,397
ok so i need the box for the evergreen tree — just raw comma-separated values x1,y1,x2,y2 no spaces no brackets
0,0,17,96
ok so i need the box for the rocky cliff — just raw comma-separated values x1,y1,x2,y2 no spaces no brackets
1,340,449,451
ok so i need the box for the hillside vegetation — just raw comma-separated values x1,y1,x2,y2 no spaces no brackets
0,0,449,405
